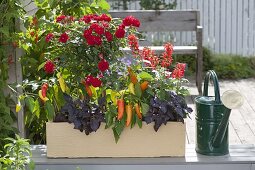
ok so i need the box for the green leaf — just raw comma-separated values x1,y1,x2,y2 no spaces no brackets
38,62,46,71
134,83,142,98
136,115,142,128
141,102,149,116
53,85,66,108
130,111,136,128
112,128,120,143
25,97,35,114
45,101,55,121
0,26,9,37
138,71,154,81
97,0,110,11
33,100,40,118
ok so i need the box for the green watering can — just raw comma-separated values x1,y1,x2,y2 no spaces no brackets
195,70,232,156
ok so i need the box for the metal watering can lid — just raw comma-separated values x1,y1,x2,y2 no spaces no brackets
221,90,244,109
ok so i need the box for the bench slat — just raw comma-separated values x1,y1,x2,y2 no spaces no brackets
122,46,197,54
110,10,199,31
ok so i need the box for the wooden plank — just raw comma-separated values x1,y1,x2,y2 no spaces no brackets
202,0,208,47
231,0,238,54
237,0,243,55
220,0,226,53
248,0,254,56
226,0,232,54
209,0,215,50
121,46,198,54
229,121,242,144
243,0,249,56
110,10,199,31
214,0,220,53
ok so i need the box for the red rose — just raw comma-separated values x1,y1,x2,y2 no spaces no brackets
102,21,109,28
81,15,92,23
100,14,111,22
93,36,102,46
91,77,102,87
83,29,92,39
85,75,94,85
122,16,133,26
90,23,104,35
132,18,140,27
105,31,113,42
115,28,125,38
86,37,95,46
56,15,66,22
59,32,69,43
45,33,54,43
98,59,109,72
44,60,55,74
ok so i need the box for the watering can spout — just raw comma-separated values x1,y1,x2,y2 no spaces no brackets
210,108,231,148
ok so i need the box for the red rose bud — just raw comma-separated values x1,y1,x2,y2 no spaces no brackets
93,36,102,46
59,32,69,43
91,77,102,87
105,31,113,42
44,60,55,74
115,28,125,38
45,33,54,43
80,15,92,23
98,59,109,72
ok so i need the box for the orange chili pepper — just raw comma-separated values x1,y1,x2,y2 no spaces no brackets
117,99,125,120
134,103,142,119
140,81,149,91
128,67,138,84
41,83,48,98
126,104,133,127
85,84,92,97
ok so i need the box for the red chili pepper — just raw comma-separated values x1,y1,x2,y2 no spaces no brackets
41,83,48,98
117,99,125,120
140,81,149,91
85,84,92,97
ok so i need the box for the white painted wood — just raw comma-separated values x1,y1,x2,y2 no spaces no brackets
209,0,215,50
225,0,232,54
237,0,243,55
231,0,238,54
214,0,220,53
248,0,254,56
121,46,197,54
110,10,198,31
243,0,249,56
220,0,226,53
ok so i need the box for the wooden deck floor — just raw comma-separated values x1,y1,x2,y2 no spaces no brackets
185,78,255,144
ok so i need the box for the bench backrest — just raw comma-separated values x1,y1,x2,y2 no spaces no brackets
110,10,200,32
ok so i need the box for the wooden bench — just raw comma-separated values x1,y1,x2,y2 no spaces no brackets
31,144,255,170
110,10,203,94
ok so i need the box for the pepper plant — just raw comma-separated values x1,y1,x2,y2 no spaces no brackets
19,0,192,143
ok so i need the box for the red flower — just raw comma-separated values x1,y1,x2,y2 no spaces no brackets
45,33,54,43
85,75,94,85
100,14,111,22
123,16,133,26
91,77,102,87
90,23,104,35
80,15,92,23
98,59,109,72
102,21,109,28
160,43,174,68
115,28,125,38
44,60,55,74
83,29,92,39
122,16,140,27
172,63,186,79
128,34,139,54
86,35,102,46
59,32,69,43
105,31,113,42
132,17,140,27
56,15,66,22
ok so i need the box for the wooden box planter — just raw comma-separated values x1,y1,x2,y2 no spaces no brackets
46,122,185,158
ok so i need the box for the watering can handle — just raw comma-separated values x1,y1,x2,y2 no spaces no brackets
203,70,221,104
